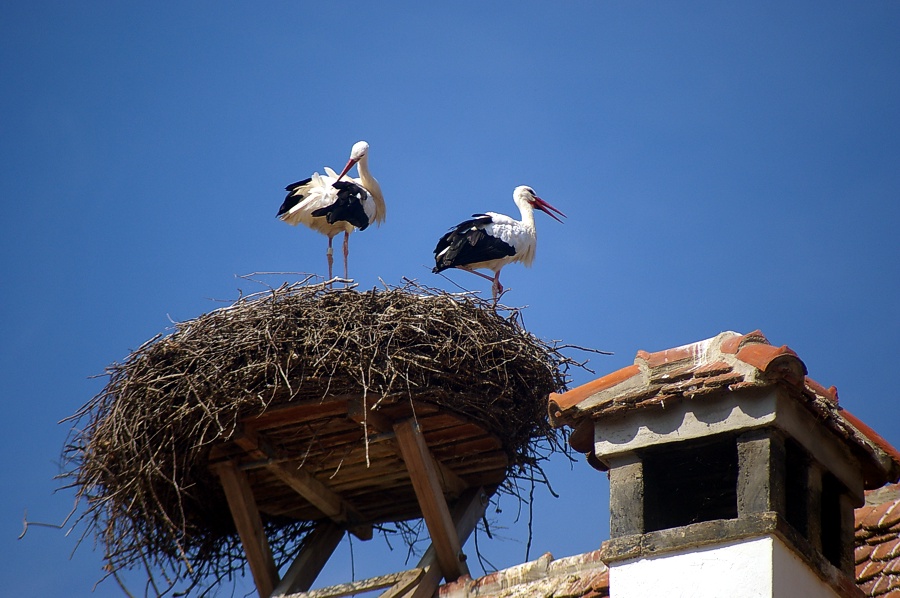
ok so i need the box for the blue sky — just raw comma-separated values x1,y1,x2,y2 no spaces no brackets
2,1,899,596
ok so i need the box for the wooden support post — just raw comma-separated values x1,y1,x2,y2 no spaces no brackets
393,419,469,582
350,399,468,499
213,460,280,598
381,487,489,598
272,521,345,597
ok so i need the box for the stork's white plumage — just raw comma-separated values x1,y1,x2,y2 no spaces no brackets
433,185,565,302
277,141,385,280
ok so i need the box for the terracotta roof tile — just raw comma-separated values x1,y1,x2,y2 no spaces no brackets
885,557,900,575
693,360,733,377
549,364,641,415
719,329,770,354
842,410,900,475
864,502,900,531
549,330,900,488
734,343,804,384
860,560,887,582
568,419,595,454
638,345,697,369
805,377,839,404
882,503,900,529
856,484,900,597
873,544,898,562
438,550,609,598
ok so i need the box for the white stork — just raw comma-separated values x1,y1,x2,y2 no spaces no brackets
433,185,565,302
277,141,386,280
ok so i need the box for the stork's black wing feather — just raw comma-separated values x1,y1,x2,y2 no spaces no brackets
310,180,371,230
432,214,515,273
276,177,312,218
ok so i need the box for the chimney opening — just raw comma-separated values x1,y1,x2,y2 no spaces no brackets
642,435,739,533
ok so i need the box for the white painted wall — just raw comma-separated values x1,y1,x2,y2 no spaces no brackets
609,536,840,598
771,538,841,598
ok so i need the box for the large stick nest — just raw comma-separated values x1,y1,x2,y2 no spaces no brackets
61,279,579,596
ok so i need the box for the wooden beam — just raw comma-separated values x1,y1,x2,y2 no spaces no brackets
272,521,345,597
347,398,394,434
232,428,373,540
349,400,469,499
393,419,468,582
243,399,353,432
381,487,489,598
282,568,424,598
431,458,468,500
243,392,404,433
212,460,280,598
347,399,469,500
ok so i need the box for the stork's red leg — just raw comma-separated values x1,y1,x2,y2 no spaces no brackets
492,272,503,303
326,237,335,281
459,266,495,283
343,231,350,280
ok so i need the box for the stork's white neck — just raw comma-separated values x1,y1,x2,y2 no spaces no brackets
514,193,537,230
356,153,386,225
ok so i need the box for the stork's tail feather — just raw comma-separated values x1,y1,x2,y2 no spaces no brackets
277,176,313,219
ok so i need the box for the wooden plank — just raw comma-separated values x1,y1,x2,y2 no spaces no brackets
212,460,280,598
268,462,373,541
243,398,355,432
381,487,489,598
430,458,468,499
232,427,373,540
272,521,345,596
393,419,467,582
347,398,394,433
334,410,472,499
244,392,407,433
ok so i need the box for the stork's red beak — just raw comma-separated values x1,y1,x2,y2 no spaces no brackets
334,158,358,184
534,196,567,223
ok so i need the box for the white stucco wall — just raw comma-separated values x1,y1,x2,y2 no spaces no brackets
609,535,840,598
770,538,842,598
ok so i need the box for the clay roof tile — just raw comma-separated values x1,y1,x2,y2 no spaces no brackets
720,329,769,354
805,377,840,404
842,410,900,482
734,342,807,385
549,364,641,416
637,345,696,369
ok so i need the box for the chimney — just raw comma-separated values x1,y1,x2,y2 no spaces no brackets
550,331,900,598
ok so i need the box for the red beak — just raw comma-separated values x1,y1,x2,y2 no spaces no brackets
534,196,567,223
333,158,358,184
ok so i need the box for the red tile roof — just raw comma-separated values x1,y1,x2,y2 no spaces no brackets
438,550,609,598
431,485,900,597
549,330,807,419
856,484,900,597
548,330,900,487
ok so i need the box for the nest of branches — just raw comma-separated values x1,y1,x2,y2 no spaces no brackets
61,278,581,596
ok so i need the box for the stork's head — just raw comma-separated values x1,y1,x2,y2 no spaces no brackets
350,140,369,161
515,185,566,223
335,141,370,182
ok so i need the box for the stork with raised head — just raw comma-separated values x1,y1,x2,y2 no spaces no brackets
433,185,565,302
277,141,386,280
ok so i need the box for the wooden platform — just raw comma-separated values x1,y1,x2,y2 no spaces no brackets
208,393,507,597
